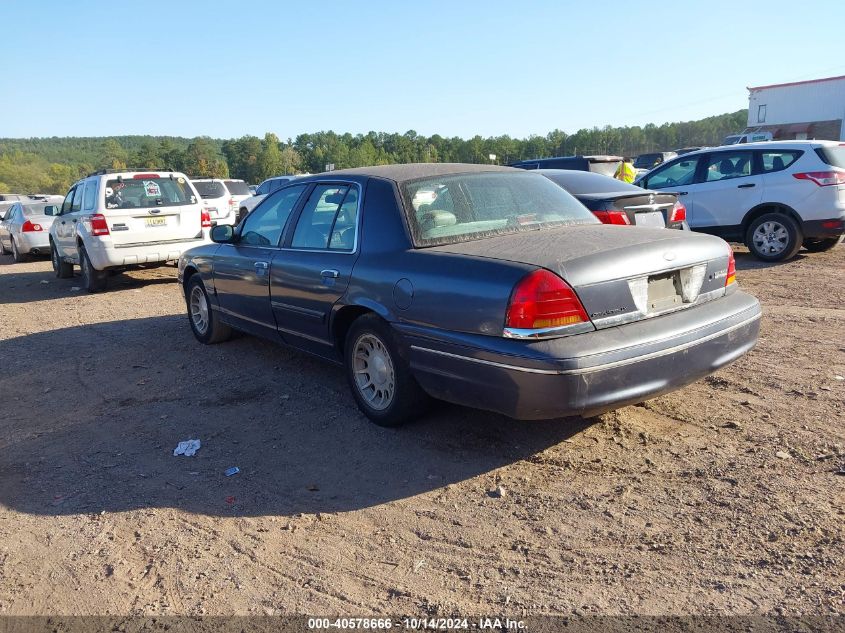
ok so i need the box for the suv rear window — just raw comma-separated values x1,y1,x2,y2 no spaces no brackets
224,180,251,196
192,181,226,199
402,172,597,247
816,147,845,169
105,177,197,209
634,154,662,169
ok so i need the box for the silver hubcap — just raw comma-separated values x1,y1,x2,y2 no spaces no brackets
752,221,789,255
190,286,209,334
352,333,395,410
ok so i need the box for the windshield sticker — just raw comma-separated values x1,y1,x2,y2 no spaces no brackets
177,177,185,184
143,181,161,197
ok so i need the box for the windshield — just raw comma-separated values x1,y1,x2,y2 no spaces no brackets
105,177,197,209
402,172,598,247
192,181,226,199
224,180,251,196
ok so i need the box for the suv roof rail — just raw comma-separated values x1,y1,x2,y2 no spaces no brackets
85,168,176,178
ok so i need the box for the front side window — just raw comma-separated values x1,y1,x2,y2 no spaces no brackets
255,180,271,196
105,177,197,209
760,150,801,173
402,172,597,246
70,185,84,212
61,187,76,214
645,158,699,189
703,151,753,182
240,184,306,247
291,184,359,251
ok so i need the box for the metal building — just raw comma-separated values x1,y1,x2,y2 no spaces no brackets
746,75,845,141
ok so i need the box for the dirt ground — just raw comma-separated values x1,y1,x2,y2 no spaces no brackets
0,245,842,618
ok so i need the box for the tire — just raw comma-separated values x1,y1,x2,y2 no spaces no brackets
802,236,843,253
0,237,7,255
51,242,74,278
745,212,803,262
186,276,231,344
344,314,430,427
79,246,107,292
11,238,26,263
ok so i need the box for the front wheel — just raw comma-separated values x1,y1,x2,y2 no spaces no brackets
802,236,842,252
344,314,430,427
746,213,802,262
79,246,107,292
186,276,231,344
51,242,74,278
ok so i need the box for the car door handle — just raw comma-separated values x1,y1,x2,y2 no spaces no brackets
678,191,688,196
254,261,269,269
321,269,339,279
737,183,756,189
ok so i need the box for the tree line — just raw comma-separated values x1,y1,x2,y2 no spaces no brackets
0,110,747,194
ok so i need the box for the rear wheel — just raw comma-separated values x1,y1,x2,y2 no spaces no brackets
802,236,842,252
746,213,802,262
10,238,26,263
344,314,430,427
51,242,74,278
79,246,107,292
187,276,231,344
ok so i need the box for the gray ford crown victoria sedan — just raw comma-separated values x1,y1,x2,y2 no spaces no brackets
178,164,761,426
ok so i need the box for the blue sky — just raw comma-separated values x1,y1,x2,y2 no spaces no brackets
2,0,844,139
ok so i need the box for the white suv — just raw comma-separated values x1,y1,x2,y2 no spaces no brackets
49,170,211,292
191,178,252,226
636,140,845,261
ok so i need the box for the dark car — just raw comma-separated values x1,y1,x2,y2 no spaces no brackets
510,155,622,178
178,164,761,426
633,152,677,171
536,169,687,229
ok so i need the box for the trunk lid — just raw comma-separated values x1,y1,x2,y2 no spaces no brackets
427,225,732,329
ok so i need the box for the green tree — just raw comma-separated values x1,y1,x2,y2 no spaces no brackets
256,133,284,180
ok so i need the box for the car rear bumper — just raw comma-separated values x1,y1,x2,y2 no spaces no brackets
400,290,761,420
802,214,845,239
16,232,50,253
86,237,210,270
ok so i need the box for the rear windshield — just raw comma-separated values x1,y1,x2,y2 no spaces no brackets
816,147,845,169
105,177,197,209
21,203,50,216
224,180,251,196
541,170,642,195
402,172,598,247
192,181,226,199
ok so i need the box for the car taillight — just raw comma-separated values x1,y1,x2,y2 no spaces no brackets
592,209,631,225
505,269,589,332
726,247,736,287
228,197,236,211
793,170,845,186
669,201,687,223
90,214,110,236
201,209,212,228
22,220,43,232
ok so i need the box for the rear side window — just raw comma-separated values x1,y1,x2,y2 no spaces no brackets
703,151,752,182
291,185,355,250
105,177,197,209
760,150,802,173
193,181,226,199
255,180,271,195
644,158,699,189
224,180,251,196
816,147,845,169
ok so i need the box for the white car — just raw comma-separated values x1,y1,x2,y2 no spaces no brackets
191,178,252,226
49,170,211,292
0,200,60,262
237,175,302,220
636,140,845,261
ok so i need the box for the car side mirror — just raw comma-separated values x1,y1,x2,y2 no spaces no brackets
210,224,235,243
44,205,58,216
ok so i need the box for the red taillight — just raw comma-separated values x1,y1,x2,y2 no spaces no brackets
228,197,236,210
201,209,212,228
22,220,43,232
669,201,687,223
821,220,844,229
593,209,631,225
793,170,845,186
90,214,110,236
726,247,736,287
505,269,589,331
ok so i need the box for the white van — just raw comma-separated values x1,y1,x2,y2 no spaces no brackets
49,170,211,291
723,131,773,145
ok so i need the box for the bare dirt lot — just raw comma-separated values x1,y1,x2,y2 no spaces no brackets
0,246,843,617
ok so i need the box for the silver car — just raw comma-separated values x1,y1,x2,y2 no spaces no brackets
0,201,60,262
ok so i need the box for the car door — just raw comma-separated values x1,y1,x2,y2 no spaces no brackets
270,182,361,355
683,149,762,232
640,155,701,219
55,184,84,259
211,184,308,337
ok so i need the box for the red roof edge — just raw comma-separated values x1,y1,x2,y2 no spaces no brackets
748,74,845,92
